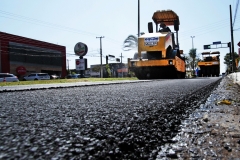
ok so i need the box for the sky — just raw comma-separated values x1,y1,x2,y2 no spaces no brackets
0,0,240,74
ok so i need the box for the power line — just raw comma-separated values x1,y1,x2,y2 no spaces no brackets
0,10,102,37
233,0,239,26
1,9,239,64
0,10,123,47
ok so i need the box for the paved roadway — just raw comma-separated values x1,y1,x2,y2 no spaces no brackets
0,77,221,159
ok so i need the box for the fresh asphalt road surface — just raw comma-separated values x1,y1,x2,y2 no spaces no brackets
0,77,221,159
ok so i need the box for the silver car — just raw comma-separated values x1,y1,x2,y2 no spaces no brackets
23,73,50,81
0,73,19,82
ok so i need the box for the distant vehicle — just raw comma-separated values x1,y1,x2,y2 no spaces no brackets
66,74,80,79
198,51,220,77
83,74,91,78
50,74,59,79
0,73,19,82
23,73,50,81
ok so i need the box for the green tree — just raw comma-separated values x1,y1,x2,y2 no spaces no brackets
189,48,197,72
105,64,112,78
91,66,101,72
184,54,191,70
224,52,239,72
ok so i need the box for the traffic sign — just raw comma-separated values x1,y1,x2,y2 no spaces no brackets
238,41,240,47
108,55,115,58
213,41,221,44
203,45,211,49
16,66,27,75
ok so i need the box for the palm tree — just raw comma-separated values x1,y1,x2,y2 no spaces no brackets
122,35,138,51
189,48,197,73
184,55,191,71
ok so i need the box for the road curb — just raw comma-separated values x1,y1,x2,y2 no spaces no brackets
0,80,151,93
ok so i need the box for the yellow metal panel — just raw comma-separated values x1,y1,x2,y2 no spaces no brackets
135,59,173,67
175,56,185,72
198,61,219,66
138,33,170,58
138,37,165,51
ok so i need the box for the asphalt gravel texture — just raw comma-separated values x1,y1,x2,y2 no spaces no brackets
0,78,221,159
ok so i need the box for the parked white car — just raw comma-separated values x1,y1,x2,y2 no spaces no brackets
23,73,50,81
0,73,19,82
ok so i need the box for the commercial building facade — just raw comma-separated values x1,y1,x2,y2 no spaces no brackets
90,63,128,78
0,32,66,79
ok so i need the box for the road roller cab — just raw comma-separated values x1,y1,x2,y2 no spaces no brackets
197,51,220,77
128,10,186,79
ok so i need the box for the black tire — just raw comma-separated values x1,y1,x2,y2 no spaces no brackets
201,68,205,77
181,72,186,78
176,72,181,79
211,67,215,77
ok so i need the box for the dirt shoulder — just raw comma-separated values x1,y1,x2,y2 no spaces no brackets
157,76,240,159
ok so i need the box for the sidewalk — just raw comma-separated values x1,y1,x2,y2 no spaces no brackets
157,73,240,159
227,72,240,86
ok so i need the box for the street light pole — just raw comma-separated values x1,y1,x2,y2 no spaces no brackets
138,0,140,37
191,36,195,49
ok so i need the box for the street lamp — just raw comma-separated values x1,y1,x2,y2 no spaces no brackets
191,36,195,49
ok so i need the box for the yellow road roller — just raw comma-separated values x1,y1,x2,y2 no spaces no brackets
198,51,220,77
128,10,186,79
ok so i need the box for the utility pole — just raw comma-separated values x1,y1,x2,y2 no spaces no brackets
67,59,70,74
96,36,104,78
230,5,235,72
120,53,124,78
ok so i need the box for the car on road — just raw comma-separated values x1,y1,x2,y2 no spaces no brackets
23,73,50,81
66,74,80,79
50,74,60,79
82,74,91,78
0,73,19,82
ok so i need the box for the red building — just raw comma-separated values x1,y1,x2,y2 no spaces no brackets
0,32,66,78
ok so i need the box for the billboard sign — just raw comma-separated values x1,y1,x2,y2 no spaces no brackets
74,42,88,57
76,59,87,70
